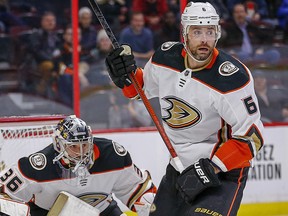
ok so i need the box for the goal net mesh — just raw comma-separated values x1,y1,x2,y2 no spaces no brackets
0,115,65,171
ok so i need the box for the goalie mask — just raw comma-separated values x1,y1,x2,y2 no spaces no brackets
181,2,221,62
53,115,93,176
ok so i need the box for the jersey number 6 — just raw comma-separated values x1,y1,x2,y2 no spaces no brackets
243,96,258,115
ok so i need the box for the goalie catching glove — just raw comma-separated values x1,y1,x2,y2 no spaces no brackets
105,44,137,88
176,158,221,204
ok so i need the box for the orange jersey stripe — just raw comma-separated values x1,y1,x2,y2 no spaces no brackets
123,68,144,98
214,139,252,171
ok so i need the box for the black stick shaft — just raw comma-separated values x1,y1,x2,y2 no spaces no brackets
88,0,119,49
88,0,184,172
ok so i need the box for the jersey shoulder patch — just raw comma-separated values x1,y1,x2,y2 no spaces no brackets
112,141,127,156
193,50,250,93
19,145,60,181
28,153,47,170
160,41,179,51
218,61,239,76
91,137,132,173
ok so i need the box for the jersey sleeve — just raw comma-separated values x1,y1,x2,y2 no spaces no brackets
112,163,156,211
143,58,160,99
0,163,40,203
210,72,264,172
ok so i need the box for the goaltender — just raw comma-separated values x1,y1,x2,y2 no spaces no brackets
0,115,156,216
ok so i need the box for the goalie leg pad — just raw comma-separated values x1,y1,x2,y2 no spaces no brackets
176,158,221,204
48,191,100,216
0,198,30,216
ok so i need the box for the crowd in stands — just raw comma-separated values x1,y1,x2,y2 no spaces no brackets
1,0,288,124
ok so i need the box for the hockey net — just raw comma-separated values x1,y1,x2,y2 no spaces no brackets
0,115,65,171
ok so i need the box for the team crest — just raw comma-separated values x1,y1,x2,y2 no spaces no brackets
29,153,47,170
112,141,127,156
219,61,239,76
78,193,110,207
161,41,178,51
162,96,202,129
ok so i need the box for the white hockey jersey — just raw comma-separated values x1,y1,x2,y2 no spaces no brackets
0,137,154,213
124,42,264,172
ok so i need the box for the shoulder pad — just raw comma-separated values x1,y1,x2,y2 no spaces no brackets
112,141,127,156
152,42,186,72
91,138,132,173
193,50,250,93
28,152,47,171
19,145,60,181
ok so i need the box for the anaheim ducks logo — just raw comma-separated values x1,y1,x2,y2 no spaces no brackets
162,96,202,129
78,193,110,207
161,41,178,51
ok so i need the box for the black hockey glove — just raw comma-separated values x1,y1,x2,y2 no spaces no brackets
105,44,137,88
176,158,221,204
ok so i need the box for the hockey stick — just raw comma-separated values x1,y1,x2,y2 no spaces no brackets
88,0,184,173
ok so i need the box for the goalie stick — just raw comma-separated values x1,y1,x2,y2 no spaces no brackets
87,0,184,173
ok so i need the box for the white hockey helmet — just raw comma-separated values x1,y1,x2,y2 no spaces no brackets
181,2,221,39
53,115,93,173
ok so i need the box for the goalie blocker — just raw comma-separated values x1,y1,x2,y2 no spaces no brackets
0,197,30,216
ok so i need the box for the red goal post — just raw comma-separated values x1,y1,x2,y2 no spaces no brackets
0,115,65,171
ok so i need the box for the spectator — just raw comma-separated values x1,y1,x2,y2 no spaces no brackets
116,0,132,31
96,0,126,36
132,0,168,31
277,0,288,42
0,20,5,32
119,11,154,68
266,0,282,19
125,100,152,127
277,0,288,29
226,0,269,21
191,0,230,23
0,2,25,34
56,24,90,106
26,11,62,98
282,102,288,122
219,3,280,65
85,29,113,87
253,70,287,122
78,7,97,56
153,10,180,49
108,88,130,128
12,0,71,27
167,0,180,21
108,89,151,128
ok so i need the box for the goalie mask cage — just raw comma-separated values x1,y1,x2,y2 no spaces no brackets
0,115,65,171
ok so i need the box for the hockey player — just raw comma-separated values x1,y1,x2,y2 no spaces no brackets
105,2,264,215
0,115,156,216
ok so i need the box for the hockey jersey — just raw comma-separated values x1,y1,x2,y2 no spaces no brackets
124,42,264,172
